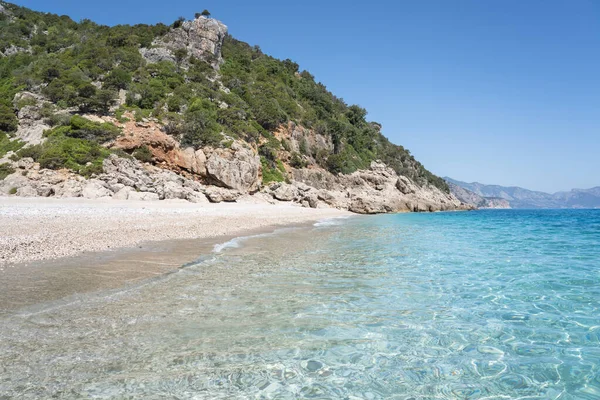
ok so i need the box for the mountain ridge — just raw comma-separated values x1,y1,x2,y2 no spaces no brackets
445,177,600,209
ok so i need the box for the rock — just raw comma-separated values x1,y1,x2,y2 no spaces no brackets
127,191,160,201
141,16,228,68
101,155,154,190
204,186,241,203
55,180,83,198
236,192,277,205
11,92,51,146
396,176,415,195
16,185,37,197
205,142,260,192
161,180,187,200
111,120,207,177
81,180,112,199
186,191,209,204
36,185,54,197
16,157,35,170
271,183,297,202
304,193,319,208
107,182,125,193
113,187,132,200
290,159,467,214
178,147,206,175
2,44,31,57
193,149,207,175
139,47,176,64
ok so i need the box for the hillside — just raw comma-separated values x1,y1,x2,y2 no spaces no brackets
0,2,469,213
446,178,600,209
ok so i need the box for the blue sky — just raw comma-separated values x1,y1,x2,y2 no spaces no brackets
13,0,600,192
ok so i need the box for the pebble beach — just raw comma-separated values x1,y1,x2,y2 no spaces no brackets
0,196,351,268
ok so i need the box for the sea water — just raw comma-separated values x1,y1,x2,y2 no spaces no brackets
1,210,599,399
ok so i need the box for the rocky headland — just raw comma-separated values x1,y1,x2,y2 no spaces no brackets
0,3,472,215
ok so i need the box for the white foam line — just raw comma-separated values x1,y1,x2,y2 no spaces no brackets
212,228,296,253
313,215,353,227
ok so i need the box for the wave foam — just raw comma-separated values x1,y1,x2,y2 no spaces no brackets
314,216,353,227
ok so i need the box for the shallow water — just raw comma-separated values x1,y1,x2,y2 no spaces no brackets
1,210,600,399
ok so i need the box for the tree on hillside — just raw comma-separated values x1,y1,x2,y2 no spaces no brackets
195,10,211,19
173,16,185,28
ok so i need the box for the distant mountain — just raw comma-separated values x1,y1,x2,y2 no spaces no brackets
445,178,600,209
446,182,510,209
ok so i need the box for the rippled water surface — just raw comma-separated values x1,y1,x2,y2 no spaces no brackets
1,210,600,399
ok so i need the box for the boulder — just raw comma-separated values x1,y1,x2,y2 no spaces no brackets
204,186,241,203
205,142,260,192
81,180,112,199
55,180,83,198
113,187,133,200
127,191,160,201
271,183,297,202
16,185,37,197
36,185,54,197
396,176,416,195
186,191,209,204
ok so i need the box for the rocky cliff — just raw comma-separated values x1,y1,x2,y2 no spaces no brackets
0,3,472,214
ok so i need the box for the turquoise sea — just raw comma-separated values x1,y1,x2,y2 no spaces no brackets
1,209,600,399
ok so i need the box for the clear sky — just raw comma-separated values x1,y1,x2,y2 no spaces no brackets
12,0,600,192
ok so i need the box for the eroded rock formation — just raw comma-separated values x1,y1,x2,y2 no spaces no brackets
140,16,228,68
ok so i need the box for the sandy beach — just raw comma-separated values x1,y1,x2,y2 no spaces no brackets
0,196,352,268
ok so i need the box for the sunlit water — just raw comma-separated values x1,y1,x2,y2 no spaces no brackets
1,210,600,399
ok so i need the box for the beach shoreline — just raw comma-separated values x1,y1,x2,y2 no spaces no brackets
0,196,352,311
0,196,352,269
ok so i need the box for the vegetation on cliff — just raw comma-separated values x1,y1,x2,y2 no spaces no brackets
0,1,448,192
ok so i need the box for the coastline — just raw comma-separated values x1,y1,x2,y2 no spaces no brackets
0,196,352,311
0,196,352,268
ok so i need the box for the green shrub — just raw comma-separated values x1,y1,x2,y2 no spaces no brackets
181,99,222,148
299,138,309,155
0,104,18,133
258,137,281,162
44,115,121,143
9,187,17,195
17,134,111,176
0,163,15,180
132,145,153,163
261,157,285,184
103,68,131,90
290,152,306,168
0,131,25,158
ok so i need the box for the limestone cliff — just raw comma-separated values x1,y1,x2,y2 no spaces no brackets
140,16,228,68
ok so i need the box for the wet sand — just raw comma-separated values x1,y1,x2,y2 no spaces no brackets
0,197,352,311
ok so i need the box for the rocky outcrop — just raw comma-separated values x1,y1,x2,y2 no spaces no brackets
275,122,334,157
110,116,207,176
1,154,471,213
283,162,472,213
205,142,260,192
12,92,50,145
140,16,228,68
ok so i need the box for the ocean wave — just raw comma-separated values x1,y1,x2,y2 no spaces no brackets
212,228,295,253
313,216,353,227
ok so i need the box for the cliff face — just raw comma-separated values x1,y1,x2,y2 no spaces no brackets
0,4,471,213
140,16,228,68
